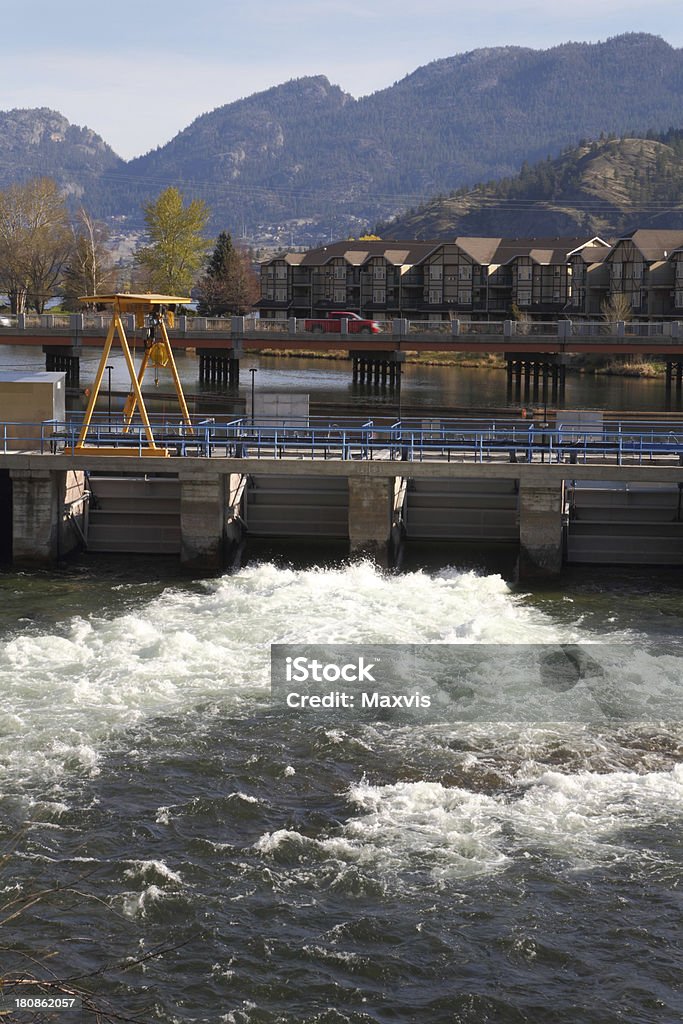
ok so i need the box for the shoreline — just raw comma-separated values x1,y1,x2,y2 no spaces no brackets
257,349,666,377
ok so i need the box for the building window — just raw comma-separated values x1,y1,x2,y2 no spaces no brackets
459,264,472,281
517,289,531,306
275,288,287,302
373,289,385,303
458,288,472,304
632,291,641,309
334,288,346,303
676,290,683,308
517,265,532,281
429,289,441,304
430,265,442,281
276,266,287,280
374,265,386,280
334,265,346,280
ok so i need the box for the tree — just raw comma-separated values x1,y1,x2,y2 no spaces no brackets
195,231,259,316
133,187,209,295
601,291,633,322
61,208,117,309
0,178,71,314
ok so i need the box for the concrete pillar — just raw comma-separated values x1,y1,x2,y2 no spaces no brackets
10,468,62,565
180,473,226,570
518,480,564,579
348,475,393,565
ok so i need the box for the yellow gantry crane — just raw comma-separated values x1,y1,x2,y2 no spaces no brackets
70,293,193,457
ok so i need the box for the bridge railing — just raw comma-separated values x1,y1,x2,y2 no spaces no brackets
2,313,683,343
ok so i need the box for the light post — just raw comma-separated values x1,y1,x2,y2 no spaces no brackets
106,365,113,431
249,367,257,426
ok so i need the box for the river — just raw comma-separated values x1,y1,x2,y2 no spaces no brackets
2,345,682,417
0,348,682,1023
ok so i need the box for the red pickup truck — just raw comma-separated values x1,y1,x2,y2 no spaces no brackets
303,311,381,334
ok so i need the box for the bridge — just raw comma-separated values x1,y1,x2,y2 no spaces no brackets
3,413,683,580
3,314,683,395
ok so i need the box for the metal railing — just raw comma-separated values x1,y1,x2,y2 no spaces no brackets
3,416,683,466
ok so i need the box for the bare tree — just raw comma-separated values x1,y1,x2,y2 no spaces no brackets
600,291,633,324
62,208,117,309
0,178,72,313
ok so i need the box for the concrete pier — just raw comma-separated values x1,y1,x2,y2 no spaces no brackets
518,480,565,579
179,472,227,570
10,467,85,565
348,475,394,565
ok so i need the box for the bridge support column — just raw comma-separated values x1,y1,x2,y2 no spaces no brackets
198,349,240,389
45,349,80,387
348,475,393,566
352,352,404,393
9,468,84,565
179,472,226,571
518,480,564,580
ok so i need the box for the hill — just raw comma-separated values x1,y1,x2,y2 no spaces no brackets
2,34,683,243
0,107,123,200
380,131,683,238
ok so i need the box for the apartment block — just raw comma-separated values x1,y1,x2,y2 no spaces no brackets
258,231,683,321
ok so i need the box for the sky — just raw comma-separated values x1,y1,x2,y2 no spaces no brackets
1,0,681,160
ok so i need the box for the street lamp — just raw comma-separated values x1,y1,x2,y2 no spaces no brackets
106,365,113,431
249,367,258,426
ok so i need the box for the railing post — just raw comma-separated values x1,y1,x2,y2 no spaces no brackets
503,320,514,337
451,319,460,337
340,318,349,336
672,322,680,340
617,320,625,338
17,313,25,330
392,318,408,340
69,313,84,332
288,316,297,334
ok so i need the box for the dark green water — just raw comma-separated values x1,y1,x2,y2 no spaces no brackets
0,557,681,1023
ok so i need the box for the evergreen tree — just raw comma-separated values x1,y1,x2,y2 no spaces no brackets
195,231,259,316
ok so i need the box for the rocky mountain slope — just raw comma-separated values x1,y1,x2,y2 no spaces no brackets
1,34,683,242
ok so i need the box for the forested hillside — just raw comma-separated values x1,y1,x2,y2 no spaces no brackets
380,131,683,238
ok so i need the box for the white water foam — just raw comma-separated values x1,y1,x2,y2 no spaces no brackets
342,764,683,878
255,763,683,883
0,563,573,791
1,561,676,799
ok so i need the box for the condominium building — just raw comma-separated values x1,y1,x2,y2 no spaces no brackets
258,235,611,320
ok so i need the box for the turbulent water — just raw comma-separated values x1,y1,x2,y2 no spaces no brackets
0,561,682,1024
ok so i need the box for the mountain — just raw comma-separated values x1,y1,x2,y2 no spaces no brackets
0,107,123,200
379,131,683,238
2,34,683,243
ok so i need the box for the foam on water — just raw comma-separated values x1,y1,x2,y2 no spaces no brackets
2,560,680,810
0,562,572,790
255,763,683,884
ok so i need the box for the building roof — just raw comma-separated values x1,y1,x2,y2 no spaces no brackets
490,237,603,266
616,229,683,261
571,245,610,264
295,239,440,267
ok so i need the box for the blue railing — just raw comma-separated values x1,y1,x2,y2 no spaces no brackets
2,416,683,465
